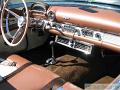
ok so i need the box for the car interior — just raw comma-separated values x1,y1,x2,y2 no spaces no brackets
0,0,120,90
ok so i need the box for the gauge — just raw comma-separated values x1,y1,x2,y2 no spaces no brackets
47,11,55,21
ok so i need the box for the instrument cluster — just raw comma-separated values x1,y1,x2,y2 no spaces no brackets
42,20,103,41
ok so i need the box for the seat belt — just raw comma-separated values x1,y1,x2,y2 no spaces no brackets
5,62,32,80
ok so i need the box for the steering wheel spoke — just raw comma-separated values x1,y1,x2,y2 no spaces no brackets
5,8,20,19
13,28,22,37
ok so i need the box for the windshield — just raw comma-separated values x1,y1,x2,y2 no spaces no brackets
74,0,120,6
8,0,36,4
1,0,120,6
44,0,120,6
5,0,120,5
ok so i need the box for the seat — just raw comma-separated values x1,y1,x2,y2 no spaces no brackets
105,74,120,90
0,55,82,90
63,82,82,90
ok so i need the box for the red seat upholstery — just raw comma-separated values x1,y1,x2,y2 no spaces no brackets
0,55,82,90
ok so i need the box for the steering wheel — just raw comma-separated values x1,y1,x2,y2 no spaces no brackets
0,0,29,46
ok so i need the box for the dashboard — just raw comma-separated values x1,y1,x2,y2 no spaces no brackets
1,1,120,54
30,3,120,54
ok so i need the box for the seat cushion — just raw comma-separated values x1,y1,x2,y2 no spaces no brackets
7,54,30,68
0,55,82,90
63,82,82,90
7,65,60,90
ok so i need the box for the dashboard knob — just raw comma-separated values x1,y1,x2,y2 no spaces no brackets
45,22,51,29
95,33,101,40
47,11,55,21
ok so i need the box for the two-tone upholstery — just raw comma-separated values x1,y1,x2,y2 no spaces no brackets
0,55,82,90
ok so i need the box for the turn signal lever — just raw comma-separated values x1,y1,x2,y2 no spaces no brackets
45,41,56,65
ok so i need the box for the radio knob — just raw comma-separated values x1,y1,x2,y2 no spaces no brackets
95,33,101,40
45,22,51,29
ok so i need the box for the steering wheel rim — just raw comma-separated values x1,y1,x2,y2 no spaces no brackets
0,0,29,47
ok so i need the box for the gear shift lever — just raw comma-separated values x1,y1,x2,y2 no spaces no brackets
45,41,56,65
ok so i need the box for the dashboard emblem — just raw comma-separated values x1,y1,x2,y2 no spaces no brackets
63,17,70,20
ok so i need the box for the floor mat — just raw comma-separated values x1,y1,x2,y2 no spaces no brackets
46,55,90,84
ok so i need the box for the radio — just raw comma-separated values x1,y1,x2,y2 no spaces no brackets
55,36,93,54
